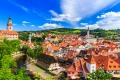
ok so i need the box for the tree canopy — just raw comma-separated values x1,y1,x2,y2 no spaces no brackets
86,68,113,80
0,40,30,80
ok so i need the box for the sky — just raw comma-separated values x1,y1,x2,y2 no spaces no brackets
0,0,120,31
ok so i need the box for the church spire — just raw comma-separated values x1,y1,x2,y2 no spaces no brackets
87,26,89,38
7,16,13,31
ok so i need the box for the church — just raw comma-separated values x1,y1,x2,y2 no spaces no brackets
0,17,18,40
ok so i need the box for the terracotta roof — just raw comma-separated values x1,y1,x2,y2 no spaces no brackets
69,41,76,46
0,30,18,35
80,58,89,74
87,56,96,64
60,42,68,47
67,64,76,72
75,59,82,71
52,46,59,51
94,56,120,70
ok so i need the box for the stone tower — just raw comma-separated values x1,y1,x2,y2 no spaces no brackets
7,17,12,31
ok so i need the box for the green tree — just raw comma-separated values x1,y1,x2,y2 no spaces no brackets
15,68,30,80
21,45,30,54
34,72,41,80
27,47,34,58
86,68,112,80
59,40,63,43
34,46,43,59
19,32,29,41
0,55,30,80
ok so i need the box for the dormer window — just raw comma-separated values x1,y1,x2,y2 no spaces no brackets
109,65,112,68
114,65,116,68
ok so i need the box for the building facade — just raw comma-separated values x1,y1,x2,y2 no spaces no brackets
0,17,18,40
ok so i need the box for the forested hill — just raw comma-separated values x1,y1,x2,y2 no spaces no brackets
18,28,120,41
18,28,120,36
18,28,81,34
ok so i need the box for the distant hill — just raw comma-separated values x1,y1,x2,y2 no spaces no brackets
18,28,120,41
18,28,82,34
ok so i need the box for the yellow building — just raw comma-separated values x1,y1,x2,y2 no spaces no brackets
0,17,18,40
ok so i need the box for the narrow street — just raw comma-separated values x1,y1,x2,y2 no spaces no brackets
26,63,53,79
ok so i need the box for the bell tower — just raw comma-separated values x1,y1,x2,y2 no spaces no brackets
7,17,13,31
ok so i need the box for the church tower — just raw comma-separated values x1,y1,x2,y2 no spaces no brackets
7,17,13,31
86,56,96,73
29,34,31,43
87,26,89,38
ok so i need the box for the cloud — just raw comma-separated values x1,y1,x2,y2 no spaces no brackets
61,0,120,21
20,6,29,12
74,27,86,29
38,23,64,30
80,23,88,26
8,0,29,12
97,11,120,19
49,10,59,17
22,24,26,27
33,10,50,19
84,11,120,30
31,25,35,27
22,21,30,24
13,24,17,26
49,10,81,22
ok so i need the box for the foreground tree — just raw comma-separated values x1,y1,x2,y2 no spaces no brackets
86,68,112,80
15,68,30,80
0,55,30,80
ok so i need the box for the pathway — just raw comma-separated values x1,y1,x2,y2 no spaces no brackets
26,63,52,79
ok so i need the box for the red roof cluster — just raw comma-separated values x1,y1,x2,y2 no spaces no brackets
0,30,18,35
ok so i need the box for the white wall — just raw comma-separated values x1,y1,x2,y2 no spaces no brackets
86,62,96,73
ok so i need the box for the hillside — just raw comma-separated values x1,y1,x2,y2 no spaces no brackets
18,28,82,34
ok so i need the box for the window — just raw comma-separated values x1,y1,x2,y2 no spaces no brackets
110,61,113,63
109,65,112,68
118,66,120,68
72,72,74,74
114,65,116,68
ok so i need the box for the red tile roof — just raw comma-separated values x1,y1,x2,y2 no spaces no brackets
0,30,18,35
87,56,96,64
67,64,76,72
52,46,60,51
94,56,120,70
80,58,89,74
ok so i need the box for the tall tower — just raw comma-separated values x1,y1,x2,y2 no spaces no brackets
7,17,13,31
87,26,89,38
29,34,31,43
